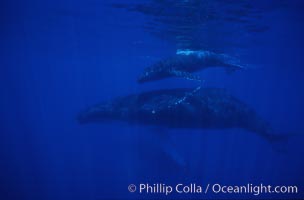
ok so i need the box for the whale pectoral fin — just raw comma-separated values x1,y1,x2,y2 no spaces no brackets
145,127,187,168
155,129,188,168
169,69,201,81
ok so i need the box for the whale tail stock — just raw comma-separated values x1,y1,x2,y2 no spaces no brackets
245,116,301,152
262,129,303,152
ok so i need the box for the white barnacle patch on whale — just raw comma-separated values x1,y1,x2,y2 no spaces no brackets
176,49,209,58
176,49,198,55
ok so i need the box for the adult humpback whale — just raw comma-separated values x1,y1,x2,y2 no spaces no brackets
78,88,283,143
137,50,245,83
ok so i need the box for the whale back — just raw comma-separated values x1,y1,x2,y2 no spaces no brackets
78,88,269,134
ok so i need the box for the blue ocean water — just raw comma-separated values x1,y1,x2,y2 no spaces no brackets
1,0,304,200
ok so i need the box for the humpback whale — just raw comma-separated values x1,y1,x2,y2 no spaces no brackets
78,88,283,143
138,50,245,83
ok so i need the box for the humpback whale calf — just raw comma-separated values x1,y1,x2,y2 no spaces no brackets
78,88,285,143
137,50,245,83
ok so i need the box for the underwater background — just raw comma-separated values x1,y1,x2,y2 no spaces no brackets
1,0,304,199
